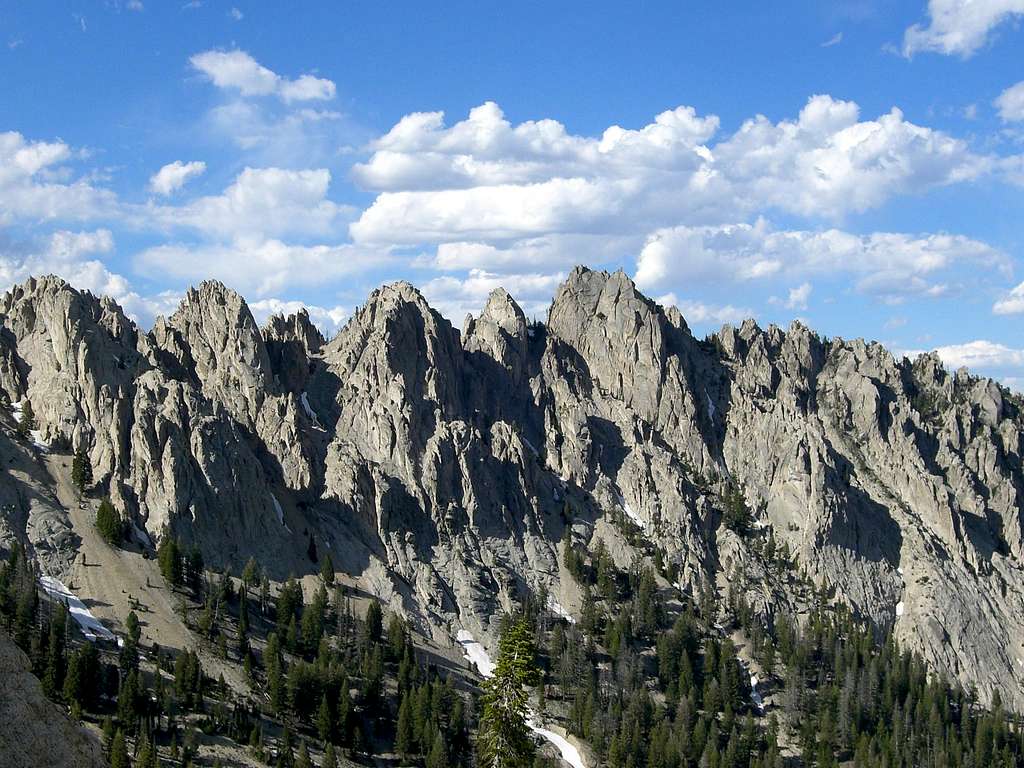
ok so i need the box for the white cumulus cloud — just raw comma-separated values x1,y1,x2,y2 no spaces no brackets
350,96,1000,248
0,131,116,224
902,0,1024,57
135,237,389,298
785,282,813,310
995,81,1024,122
655,293,753,326
993,280,1024,314
249,298,348,336
146,167,353,240
190,50,335,103
0,229,178,326
420,268,566,322
633,220,1008,302
928,340,1024,370
149,160,206,196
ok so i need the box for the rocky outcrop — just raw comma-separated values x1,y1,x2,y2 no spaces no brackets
3,268,1024,708
0,628,106,768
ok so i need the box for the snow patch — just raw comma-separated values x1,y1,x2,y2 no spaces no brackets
456,629,496,679
269,493,292,534
40,576,118,644
896,601,905,617
614,489,644,529
527,718,587,768
705,389,716,420
9,400,48,451
521,435,539,457
547,596,576,625
300,392,323,429
749,674,764,713
457,630,587,768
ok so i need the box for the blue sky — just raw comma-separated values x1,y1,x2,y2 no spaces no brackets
2,1,1024,384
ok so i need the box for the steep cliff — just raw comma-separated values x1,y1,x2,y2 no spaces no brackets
2,268,1024,707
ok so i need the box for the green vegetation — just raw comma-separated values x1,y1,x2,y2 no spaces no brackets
3,528,1024,768
72,444,93,495
722,481,754,536
94,498,124,545
15,399,35,439
478,615,541,768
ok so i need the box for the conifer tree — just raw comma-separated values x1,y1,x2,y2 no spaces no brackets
317,693,333,742
320,551,334,584
478,615,540,768
95,498,123,545
322,743,338,768
109,729,130,768
426,730,448,768
72,444,93,495
364,599,383,646
16,400,35,439
396,693,415,757
158,536,183,586
336,682,353,746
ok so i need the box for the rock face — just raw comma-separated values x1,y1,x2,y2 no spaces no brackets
0,628,106,768
3,268,1024,707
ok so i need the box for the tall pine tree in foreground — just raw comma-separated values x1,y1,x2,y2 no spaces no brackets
478,615,541,768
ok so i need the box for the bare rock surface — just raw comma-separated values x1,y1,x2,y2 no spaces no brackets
3,268,1024,708
0,627,106,768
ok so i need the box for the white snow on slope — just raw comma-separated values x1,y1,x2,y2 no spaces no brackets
269,493,292,533
40,576,117,643
10,400,48,451
614,489,645,529
547,596,577,625
896,601,905,617
300,392,323,429
457,629,587,768
456,629,496,678
528,719,587,768
749,674,764,713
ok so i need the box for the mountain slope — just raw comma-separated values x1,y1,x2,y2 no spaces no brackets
1,267,1023,709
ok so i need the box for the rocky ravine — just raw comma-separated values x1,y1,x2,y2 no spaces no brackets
2,267,1024,708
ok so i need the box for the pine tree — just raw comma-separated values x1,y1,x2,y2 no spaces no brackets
396,693,415,756
478,616,540,768
135,733,154,768
364,600,383,645
95,498,123,545
16,400,35,439
336,682,352,746
322,743,338,768
426,730,449,768
295,740,312,768
241,557,259,599
276,725,294,768
109,729,130,768
72,444,93,495
43,604,67,700
158,536,183,586
186,545,204,593
320,551,334,585
317,693,333,742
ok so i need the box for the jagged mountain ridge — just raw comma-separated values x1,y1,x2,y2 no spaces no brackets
2,267,1024,709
